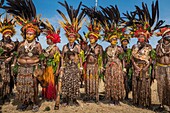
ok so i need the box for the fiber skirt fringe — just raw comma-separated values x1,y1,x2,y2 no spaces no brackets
62,62,80,99
16,66,35,102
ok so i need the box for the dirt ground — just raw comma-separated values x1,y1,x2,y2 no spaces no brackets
0,79,168,113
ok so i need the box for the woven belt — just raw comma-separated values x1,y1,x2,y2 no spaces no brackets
156,62,170,67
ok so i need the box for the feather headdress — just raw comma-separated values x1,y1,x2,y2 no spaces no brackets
2,0,41,37
83,6,102,40
0,14,16,37
123,0,164,39
93,5,126,41
120,34,130,43
57,1,85,39
41,19,61,44
155,25,170,38
76,32,87,45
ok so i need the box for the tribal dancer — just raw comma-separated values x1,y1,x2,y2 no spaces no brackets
41,20,61,110
155,25,170,110
95,5,126,105
2,0,43,111
41,20,61,107
83,7,103,103
57,1,85,106
120,35,132,100
78,35,88,88
0,14,17,104
124,0,163,107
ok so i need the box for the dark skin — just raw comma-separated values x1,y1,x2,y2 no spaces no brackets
59,35,83,107
121,39,130,99
132,35,152,73
79,41,87,88
156,38,170,65
121,39,129,49
17,31,42,65
17,42,42,65
0,33,16,64
15,31,42,105
44,39,61,106
154,32,170,109
80,41,87,51
86,36,103,67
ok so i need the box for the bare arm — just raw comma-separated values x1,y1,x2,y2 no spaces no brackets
36,42,43,69
156,44,164,57
54,46,61,76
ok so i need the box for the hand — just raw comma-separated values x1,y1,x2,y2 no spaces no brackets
152,79,155,83
60,70,64,76
11,64,14,77
0,83,2,88
143,67,148,72
41,65,46,69
6,43,14,50
44,53,49,57
5,57,12,63
34,69,43,77
60,66,64,72
123,71,127,77
55,70,59,76
79,67,83,75
135,67,141,73
11,64,15,67
100,67,105,73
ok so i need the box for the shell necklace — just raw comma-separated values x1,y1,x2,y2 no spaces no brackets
24,40,36,57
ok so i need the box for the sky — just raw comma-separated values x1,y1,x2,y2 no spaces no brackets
1,0,170,50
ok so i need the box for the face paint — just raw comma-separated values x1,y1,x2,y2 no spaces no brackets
68,35,76,43
26,32,36,41
138,35,146,42
89,35,97,44
111,39,117,45
109,35,118,45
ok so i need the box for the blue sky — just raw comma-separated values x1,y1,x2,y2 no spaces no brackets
1,0,170,49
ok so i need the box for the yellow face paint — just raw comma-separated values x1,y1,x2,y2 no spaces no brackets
26,32,36,41
89,35,97,44
68,36,76,43
111,40,117,45
109,35,118,45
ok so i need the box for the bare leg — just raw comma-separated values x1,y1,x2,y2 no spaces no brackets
32,77,39,112
54,78,62,110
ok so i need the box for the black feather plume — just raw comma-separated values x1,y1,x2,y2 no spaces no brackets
2,0,37,21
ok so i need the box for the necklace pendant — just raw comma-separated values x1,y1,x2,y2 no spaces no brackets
70,48,73,51
28,52,33,57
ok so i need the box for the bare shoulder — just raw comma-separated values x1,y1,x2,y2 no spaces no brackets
117,45,122,49
132,44,138,49
96,44,103,49
117,45,123,52
54,45,60,52
75,44,81,49
18,41,25,48
36,42,41,46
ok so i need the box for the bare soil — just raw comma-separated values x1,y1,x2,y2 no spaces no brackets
1,79,167,113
